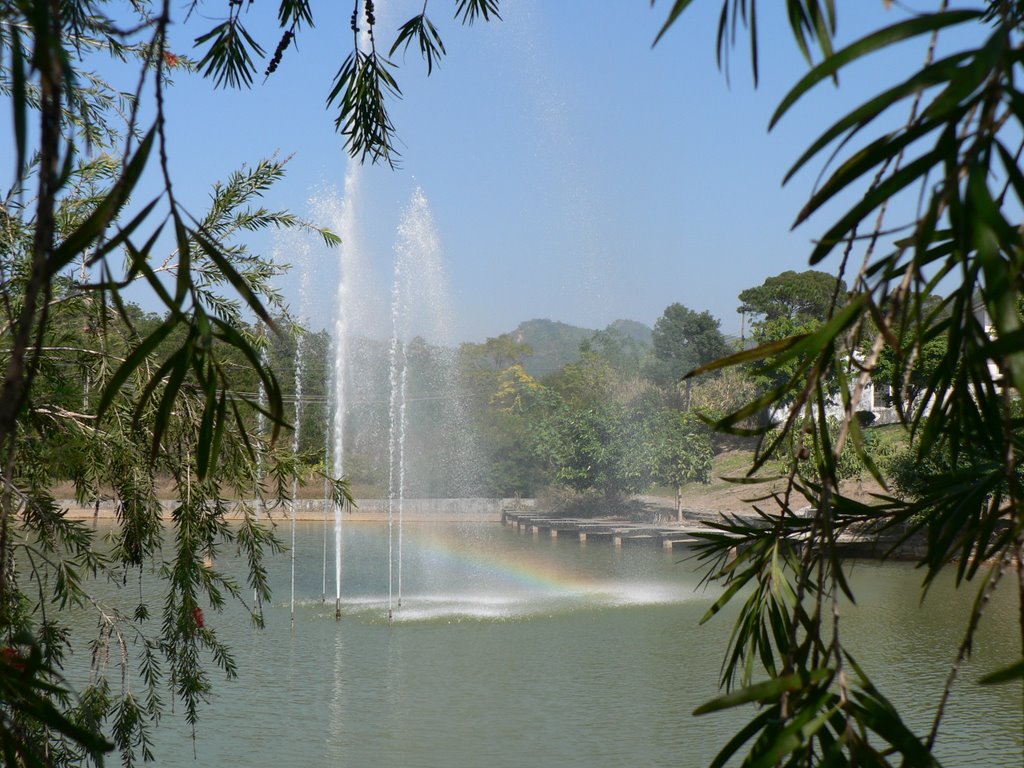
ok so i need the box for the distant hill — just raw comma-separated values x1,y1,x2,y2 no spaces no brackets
607,318,653,347
509,318,652,378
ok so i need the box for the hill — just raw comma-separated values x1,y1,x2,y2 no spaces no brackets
607,318,653,347
510,318,652,377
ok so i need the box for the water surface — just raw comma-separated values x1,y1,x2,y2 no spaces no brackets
78,522,1022,766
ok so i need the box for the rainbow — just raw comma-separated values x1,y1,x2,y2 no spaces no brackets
399,525,599,596
321,522,693,621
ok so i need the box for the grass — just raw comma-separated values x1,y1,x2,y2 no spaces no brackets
647,422,907,511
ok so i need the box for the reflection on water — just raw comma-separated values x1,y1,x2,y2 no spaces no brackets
70,522,1021,767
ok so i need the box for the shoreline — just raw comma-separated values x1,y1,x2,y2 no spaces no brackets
56,496,925,560
58,497,532,524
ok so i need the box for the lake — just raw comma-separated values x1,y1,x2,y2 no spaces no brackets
75,521,1022,766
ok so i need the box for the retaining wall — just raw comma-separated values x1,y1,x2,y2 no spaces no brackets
59,497,536,523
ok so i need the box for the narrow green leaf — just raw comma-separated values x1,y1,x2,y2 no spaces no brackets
795,113,953,228
150,347,191,462
196,360,218,480
11,26,27,182
87,197,162,266
748,694,839,768
783,54,967,184
919,30,1004,123
979,658,1024,685
96,319,174,419
209,390,228,476
700,571,755,625
708,707,778,768
173,213,192,305
192,228,275,328
50,128,156,274
771,10,982,129
652,0,698,47
808,147,946,264
688,334,808,378
694,668,833,715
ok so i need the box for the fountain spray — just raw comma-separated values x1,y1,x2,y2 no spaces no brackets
330,163,364,621
290,329,303,632
386,262,403,623
254,330,268,616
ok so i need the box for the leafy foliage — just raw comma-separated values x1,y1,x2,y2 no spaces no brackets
0,5,350,763
648,303,730,388
738,269,847,326
328,49,401,167
187,1,503,165
653,411,713,520
390,14,447,76
528,354,665,499
667,2,1024,764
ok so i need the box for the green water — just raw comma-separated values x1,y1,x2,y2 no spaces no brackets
79,522,1022,766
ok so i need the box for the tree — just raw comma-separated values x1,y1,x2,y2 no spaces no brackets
458,340,547,496
0,154,348,763
532,394,657,500
870,293,950,416
738,269,847,327
528,353,661,500
266,321,333,458
459,333,533,372
737,271,849,399
648,303,730,389
873,333,948,415
579,326,649,376
653,411,713,522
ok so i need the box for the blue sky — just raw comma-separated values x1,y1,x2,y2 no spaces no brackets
106,1,979,342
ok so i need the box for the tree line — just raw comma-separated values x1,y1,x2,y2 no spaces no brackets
24,263,869,520
266,269,871,515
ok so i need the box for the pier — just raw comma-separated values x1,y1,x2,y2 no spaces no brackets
502,510,707,550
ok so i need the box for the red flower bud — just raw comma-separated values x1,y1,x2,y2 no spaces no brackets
193,608,205,628
2,647,26,673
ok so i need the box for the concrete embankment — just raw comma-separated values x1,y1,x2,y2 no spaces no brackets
60,497,536,523
57,498,923,560
502,509,929,560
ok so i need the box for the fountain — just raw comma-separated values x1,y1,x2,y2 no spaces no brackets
253,329,269,618
289,327,302,631
326,163,371,620
274,230,315,631
324,183,480,621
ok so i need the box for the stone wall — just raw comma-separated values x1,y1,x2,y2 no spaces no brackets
59,497,536,523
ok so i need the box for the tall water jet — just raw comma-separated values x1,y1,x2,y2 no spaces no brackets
383,188,470,616
290,328,303,631
322,444,329,604
385,265,409,620
393,188,481,500
327,163,371,620
281,234,314,631
396,354,408,608
254,328,269,617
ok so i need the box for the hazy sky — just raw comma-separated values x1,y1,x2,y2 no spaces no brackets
107,2,972,342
